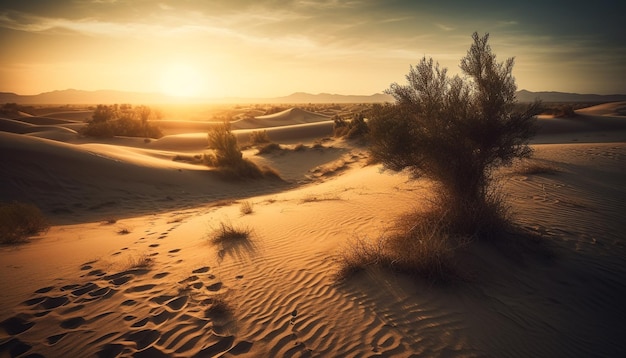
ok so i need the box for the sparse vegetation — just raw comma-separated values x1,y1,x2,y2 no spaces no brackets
256,142,282,155
333,113,369,139
204,295,234,318
513,159,560,175
205,122,281,180
210,221,252,244
369,32,540,238
300,194,341,203
339,33,540,283
337,207,470,283
240,201,254,215
0,202,49,244
126,253,154,269
80,104,163,139
250,130,271,145
0,103,22,117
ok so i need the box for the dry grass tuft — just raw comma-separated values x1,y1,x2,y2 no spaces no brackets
0,202,49,244
126,253,154,269
103,218,118,225
204,295,234,319
239,201,254,215
300,194,341,203
256,142,282,155
210,221,252,244
513,159,560,176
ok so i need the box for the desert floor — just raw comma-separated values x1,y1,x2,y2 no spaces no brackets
1,103,626,357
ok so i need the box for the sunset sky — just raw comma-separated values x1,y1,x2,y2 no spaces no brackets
1,0,624,98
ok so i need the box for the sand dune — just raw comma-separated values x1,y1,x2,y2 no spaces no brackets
1,103,626,357
232,107,331,130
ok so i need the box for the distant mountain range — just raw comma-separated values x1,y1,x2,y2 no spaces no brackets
1,89,625,105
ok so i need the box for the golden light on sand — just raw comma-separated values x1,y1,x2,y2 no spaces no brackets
159,63,206,98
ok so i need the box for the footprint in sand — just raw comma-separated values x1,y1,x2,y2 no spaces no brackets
149,243,159,248
153,272,169,279
178,275,199,284
34,286,55,294
206,282,223,292
46,333,67,345
168,248,181,253
1,315,35,335
60,316,85,329
192,266,210,274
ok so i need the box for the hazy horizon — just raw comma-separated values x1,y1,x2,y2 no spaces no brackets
1,1,625,98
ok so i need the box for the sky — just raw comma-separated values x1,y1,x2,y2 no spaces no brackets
1,0,625,98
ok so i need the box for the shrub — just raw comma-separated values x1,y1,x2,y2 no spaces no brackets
333,113,369,139
0,202,49,244
80,104,163,138
250,130,271,145
206,123,282,180
337,205,470,283
126,253,154,269
369,32,540,237
257,142,282,155
240,201,254,215
207,122,243,167
210,222,252,244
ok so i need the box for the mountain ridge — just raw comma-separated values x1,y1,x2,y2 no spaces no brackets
1,89,625,105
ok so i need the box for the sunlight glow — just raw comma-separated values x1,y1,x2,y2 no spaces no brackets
159,63,206,98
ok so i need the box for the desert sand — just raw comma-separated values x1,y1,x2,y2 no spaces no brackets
1,103,626,357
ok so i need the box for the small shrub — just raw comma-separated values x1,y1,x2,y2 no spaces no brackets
336,203,485,283
513,159,560,175
103,218,117,225
117,227,131,235
204,295,234,318
257,142,282,155
206,123,281,180
333,113,369,139
210,222,252,244
126,253,154,269
250,130,271,145
0,202,49,244
240,201,254,215
80,104,163,139
207,122,242,167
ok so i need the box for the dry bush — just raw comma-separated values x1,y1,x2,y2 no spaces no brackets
369,32,539,238
513,159,560,175
335,236,388,279
206,123,282,180
300,194,341,203
250,130,271,145
210,221,252,244
81,104,163,139
0,202,49,244
204,295,234,319
336,199,503,283
257,142,282,155
240,201,254,215
126,253,154,269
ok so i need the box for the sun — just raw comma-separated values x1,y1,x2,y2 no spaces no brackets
159,63,205,98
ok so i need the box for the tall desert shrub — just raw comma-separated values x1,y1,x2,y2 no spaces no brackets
369,32,540,236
